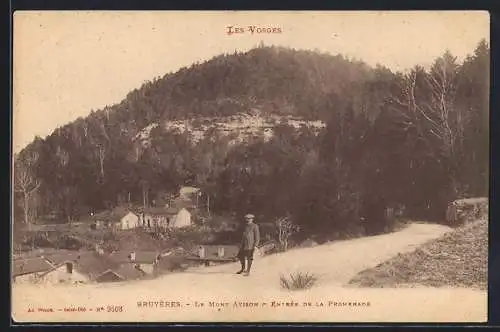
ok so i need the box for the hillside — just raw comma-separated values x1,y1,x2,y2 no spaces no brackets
30,45,376,145
347,218,488,290
13,45,393,220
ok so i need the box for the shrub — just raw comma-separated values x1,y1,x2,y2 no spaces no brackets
56,235,83,250
274,216,301,252
23,234,54,249
279,271,317,291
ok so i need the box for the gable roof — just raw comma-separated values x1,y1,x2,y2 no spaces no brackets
95,265,146,282
13,257,55,276
93,206,136,222
140,207,179,216
113,264,147,280
43,251,84,266
95,269,125,282
71,253,121,279
170,198,196,210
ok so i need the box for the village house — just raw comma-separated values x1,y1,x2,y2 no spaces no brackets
138,206,192,230
35,251,90,284
70,252,148,283
92,206,140,230
109,250,161,275
38,260,89,284
13,250,151,285
12,257,55,284
196,244,240,261
136,185,201,231
186,244,240,266
138,207,174,230
18,251,104,285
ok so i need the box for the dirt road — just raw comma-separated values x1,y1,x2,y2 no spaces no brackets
12,222,487,323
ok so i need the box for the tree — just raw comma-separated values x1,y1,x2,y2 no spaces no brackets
14,153,41,230
88,120,110,180
388,51,464,200
275,215,300,252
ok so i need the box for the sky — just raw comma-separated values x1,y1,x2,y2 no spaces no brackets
12,11,490,153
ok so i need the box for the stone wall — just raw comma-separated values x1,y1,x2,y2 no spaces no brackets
446,197,488,227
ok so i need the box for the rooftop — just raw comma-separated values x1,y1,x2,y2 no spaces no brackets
92,206,135,221
139,206,180,216
112,264,147,280
71,252,121,279
43,251,86,266
12,257,55,276
95,265,146,282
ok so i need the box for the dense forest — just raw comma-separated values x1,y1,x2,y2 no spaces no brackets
14,41,489,238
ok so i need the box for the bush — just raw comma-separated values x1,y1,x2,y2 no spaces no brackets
279,271,317,291
22,234,54,249
275,216,301,252
56,235,83,250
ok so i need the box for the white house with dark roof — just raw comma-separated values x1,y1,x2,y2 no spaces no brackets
138,206,192,230
92,206,140,230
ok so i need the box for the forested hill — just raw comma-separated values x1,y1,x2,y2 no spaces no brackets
14,42,489,236
21,45,381,151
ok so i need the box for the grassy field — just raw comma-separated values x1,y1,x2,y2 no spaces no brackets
347,218,488,290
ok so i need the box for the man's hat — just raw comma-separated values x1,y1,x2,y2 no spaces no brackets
244,214,255,219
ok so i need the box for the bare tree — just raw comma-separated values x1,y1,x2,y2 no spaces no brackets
14,155,40,230
140,179,149,209
388,51,465,197
97,144,106,178
88,118,110,179
275,216,300,252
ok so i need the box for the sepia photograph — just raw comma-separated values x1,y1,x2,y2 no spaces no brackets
11,11,489,323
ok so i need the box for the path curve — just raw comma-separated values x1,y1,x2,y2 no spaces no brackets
13,223,487,323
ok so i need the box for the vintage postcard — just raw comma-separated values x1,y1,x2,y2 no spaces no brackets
12,11,489,323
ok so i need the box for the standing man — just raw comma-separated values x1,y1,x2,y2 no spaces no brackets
236,213,260,276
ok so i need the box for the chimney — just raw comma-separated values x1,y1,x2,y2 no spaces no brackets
130,251,136,261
